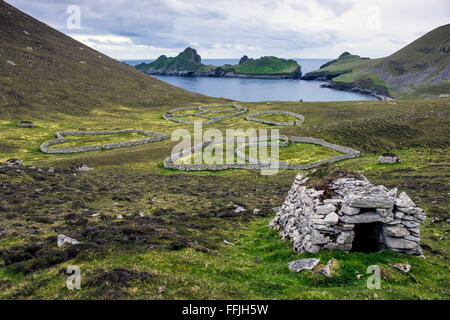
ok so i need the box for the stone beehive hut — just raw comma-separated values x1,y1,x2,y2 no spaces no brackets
270,173,426,256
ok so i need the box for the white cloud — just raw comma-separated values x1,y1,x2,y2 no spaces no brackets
6,0,450,59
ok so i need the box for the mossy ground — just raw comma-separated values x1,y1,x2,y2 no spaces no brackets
0,98,449,299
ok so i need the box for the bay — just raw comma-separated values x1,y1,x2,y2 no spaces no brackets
122,58,377,102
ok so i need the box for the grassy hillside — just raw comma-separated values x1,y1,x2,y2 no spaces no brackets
303,24,450,99
0,1,219,122
381,24,450,77
302,53,372,80
0,97,449,299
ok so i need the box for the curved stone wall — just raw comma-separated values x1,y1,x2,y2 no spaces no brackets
163,104,247,125
235,135,289,165
245,110,305,126
40,129,168,154
163,136,361,171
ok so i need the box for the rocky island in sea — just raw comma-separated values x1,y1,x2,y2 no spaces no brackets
135,47,302,79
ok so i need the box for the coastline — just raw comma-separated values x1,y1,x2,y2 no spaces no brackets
320,81,394,100
141,70,302,80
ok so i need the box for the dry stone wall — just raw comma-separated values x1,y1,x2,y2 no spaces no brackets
40,129,168,154
164,136,361,171
270,174,426,256
245,110,305,126
163,104,247,125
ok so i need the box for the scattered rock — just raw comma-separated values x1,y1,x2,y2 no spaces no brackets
48,167,55,173
389,263,411,274
223,240,235,246
5,158,23,167
234,205,246,213
253,208,260,214
158,286,167,294
288,258,320,273
57,234,80,247
77,164,92,172
378,155,401,164
320,258,338,277
6,60,16,66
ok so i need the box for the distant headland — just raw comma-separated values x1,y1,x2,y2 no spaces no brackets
135,47,302,79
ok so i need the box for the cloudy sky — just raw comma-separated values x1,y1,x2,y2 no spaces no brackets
6,0,450,59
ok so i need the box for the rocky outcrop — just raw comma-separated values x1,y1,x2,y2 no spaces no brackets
239,55,250,64
270,174,425,256
4,158,23,167
322,79,392,100
57,234,80,247
288,258,320,272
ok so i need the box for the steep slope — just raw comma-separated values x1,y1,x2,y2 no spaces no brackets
302,52,371,80
374,24,450,96
136,48,302,79
303,24,450,99
0,1,214,120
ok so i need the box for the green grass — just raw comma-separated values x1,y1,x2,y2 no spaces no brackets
0,98,448,300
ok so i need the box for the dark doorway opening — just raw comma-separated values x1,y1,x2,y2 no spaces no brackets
351,222,385,253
